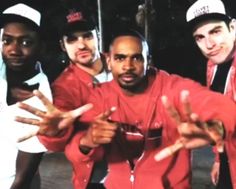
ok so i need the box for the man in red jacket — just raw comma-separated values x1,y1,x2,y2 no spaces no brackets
186,0,236,188
40,2,112,151
39,2,112,188
16,29,236,189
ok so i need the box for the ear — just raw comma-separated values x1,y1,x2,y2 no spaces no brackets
229,19,236,31
146,55,153,70
60,39,66,52
105,53,111,71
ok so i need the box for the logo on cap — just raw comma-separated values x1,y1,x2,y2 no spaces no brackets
193,6,210,18
186,0,228,23
66,10,84,23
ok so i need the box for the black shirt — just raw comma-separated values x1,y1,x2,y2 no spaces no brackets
210,59,233,189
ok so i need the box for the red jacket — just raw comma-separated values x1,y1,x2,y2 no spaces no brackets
38,63,94,151
38,62,111,189
207,50,236,189
65,70,236,189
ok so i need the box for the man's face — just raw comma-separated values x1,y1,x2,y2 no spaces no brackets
108,36,148,92
61,29,100,66
1,22,40,72
193,20,236,64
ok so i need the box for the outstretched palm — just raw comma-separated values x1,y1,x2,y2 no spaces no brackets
155,90,224,161
15,90,93,141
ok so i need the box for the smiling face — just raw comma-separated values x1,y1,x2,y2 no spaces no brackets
61,29,100,67
1,22,40,72
193,20,236,64
107,35,149,93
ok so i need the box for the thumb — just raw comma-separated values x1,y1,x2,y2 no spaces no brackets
97,106,116,120
58,104,93,130
70,103,93,118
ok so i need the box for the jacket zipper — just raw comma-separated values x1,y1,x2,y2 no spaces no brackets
128,152,145,189
130,169,134,188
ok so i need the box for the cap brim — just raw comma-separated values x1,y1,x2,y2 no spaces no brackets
61,21,95,36
0,14,39,29
187,13,231,31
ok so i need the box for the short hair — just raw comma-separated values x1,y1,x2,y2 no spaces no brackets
109,28,149,56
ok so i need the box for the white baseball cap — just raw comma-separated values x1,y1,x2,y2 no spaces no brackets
186,0,231,29
0,3,41,28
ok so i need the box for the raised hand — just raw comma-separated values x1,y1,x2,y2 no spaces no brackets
80,107,117,149
155,90,224,161
15,90,93,141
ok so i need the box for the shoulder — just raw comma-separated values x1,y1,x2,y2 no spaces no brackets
149,69,205,98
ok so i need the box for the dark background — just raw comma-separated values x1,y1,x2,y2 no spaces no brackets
1,1,235,189
1,0,235,84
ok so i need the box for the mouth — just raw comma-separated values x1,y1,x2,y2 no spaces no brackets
6,59,24,66
207,49,221,57
120,73,137,82
76,51,91,57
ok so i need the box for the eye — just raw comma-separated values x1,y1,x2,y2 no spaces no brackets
2,37,12,45
194,35,204,43
82,32,93,40
114,55,125,62
133,55,144,62
212,29,221,35
65,35,77,43
20,39,34,47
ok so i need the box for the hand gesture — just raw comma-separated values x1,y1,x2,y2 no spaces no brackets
155,90,224,161
80,107,117,149
15,90,93,141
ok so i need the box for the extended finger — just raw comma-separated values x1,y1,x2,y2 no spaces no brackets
17,130,38,142
17,102,46,117
180,90,192,121
154,140,184,161
161,96,181,124
204,120,224,152
155,142,183,160
96,107,116,121
70,103,93,118
190,115,224,150
15,116,41,126
33,90,55,112
57,104,94,130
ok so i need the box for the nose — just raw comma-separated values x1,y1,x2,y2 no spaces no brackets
76,37,86,49
9,41,22,56
123,58,135,71
205,36,215,49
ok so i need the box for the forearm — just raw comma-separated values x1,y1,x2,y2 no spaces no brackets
38,126,74,151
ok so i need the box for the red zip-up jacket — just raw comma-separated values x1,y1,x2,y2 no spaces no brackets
65,69,236,189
